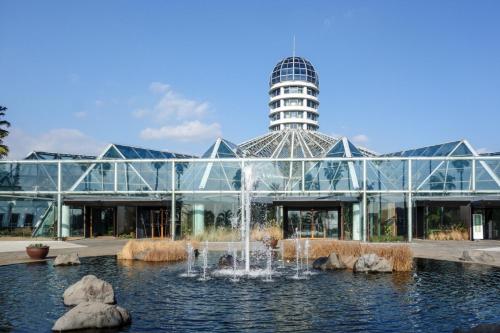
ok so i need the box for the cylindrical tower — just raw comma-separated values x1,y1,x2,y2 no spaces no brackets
268,56,320,131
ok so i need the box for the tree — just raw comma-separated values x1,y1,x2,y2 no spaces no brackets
324,161,343,190
151,161,165,191
0,106,11,158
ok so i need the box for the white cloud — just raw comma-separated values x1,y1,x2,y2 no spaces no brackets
352,134,369,145
95,99,104,107
5,128,105,159
149,82,170,94
74,111,87,119
140,121,221,143
132,108,149,118
476,147,490,154
154,90,210,120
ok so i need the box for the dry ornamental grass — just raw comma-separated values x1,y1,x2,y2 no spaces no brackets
281,239,413,272
117,239,199,262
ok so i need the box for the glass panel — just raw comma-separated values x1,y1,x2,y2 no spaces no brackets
476,160,500,191
304,160,361,191
0,162,58,191
366,160,408,191
73,162,115,191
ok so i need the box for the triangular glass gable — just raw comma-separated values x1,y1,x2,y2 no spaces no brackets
366,160,407,190
475,160,500,191
325,141,346,157
74,162,115,191
102,145,123,159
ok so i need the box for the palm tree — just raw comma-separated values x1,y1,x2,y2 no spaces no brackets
151,161,165,191
0,106,11,158
216,210,233,227
451,160,470,192
175,162,188,189
324,161,343,190
232,169,241,190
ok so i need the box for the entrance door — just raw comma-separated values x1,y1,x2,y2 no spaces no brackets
485,208,500,240
137,207,170,239
285,207,340,239
90,207,115,237
151,209,169,238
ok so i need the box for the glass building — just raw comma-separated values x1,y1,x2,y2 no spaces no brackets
1,56,499,242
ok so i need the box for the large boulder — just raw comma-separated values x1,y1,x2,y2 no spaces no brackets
52,302,131,331
354,254,393,273
63,275,115,306
54,253,81,266
312,257,328,270
218,254,237,268
312,253,347,270
339,255,358,270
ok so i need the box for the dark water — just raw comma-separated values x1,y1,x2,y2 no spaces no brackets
0,254,499,333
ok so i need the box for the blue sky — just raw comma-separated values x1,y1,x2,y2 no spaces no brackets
1,0,499,158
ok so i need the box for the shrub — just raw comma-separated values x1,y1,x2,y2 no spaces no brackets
117,239,199,262
27,243,49,248
281,239,413,271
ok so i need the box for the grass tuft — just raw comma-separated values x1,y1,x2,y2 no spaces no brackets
117,239,199,262
281,239,413,271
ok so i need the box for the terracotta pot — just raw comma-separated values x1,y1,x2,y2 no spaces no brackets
269,238,278,249
26,246,50,260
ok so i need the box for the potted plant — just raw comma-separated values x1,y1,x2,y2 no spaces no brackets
26,243,50,259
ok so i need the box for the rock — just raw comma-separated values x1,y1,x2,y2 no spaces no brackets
312,257,328,270
312,253,346,270
322,253,346,270
453,323,500,333
63,275,115,306
52,302,131,331
53,253,81,266
354,254,393,273
339,255,358,270
218,254,237,268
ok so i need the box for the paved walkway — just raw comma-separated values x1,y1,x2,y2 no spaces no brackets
0,239,128,266
410,239,500,267
1,238,500,267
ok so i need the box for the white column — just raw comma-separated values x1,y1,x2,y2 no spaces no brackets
171,161,176,240
57,162,62,239
193,204,205,236
407,159,413,242
61,205,70,237
362,159,367,242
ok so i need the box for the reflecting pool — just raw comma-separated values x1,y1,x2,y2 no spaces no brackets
0,255,499,332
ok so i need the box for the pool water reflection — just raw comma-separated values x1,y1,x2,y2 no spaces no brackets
0,254,499,332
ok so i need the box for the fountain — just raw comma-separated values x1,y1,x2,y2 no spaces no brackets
264,242,273,282
304,238,311,276
294,231,302,279
182,242,196,277
242,164,253,273
199,241,210,281
230,244,239,282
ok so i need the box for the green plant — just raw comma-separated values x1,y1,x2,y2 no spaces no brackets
27,243,49,248
370,235,404,242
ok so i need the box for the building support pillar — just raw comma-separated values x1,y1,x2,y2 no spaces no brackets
408,159,413,242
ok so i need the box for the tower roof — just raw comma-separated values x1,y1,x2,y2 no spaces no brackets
270,56,319,87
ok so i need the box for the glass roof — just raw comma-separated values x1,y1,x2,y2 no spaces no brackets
383,141,472,157
108,144,194,160
270,57,319,87
24,152,96,160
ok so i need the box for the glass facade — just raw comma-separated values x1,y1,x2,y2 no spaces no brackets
270,57,319,86
1,139,499,242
